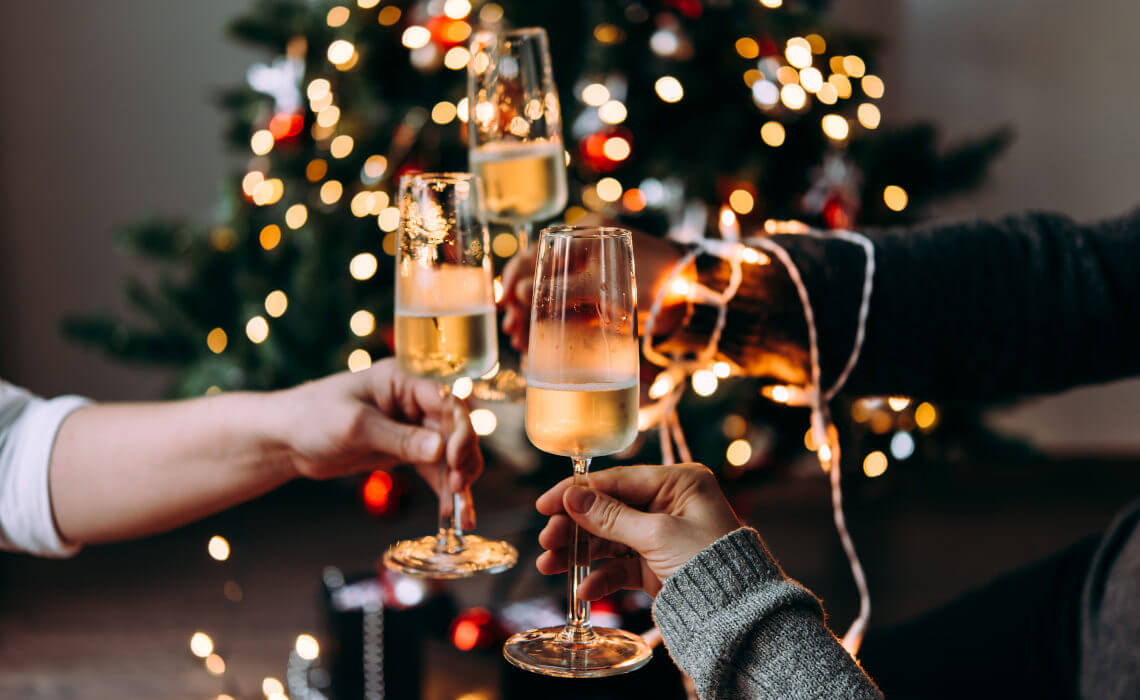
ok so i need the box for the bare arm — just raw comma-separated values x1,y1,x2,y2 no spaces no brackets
48,359,479,545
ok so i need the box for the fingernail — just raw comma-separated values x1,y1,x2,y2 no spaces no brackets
418,432,442,460
565,486,596,513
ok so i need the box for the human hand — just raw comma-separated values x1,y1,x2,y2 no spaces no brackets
500,218,688,352
272,359,482,527
534,463,742,599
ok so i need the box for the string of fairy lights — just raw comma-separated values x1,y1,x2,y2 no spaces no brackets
190,0,940,690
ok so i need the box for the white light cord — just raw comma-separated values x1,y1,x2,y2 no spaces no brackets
640,229,876,654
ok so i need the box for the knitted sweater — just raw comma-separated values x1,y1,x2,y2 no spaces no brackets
653,528,882,699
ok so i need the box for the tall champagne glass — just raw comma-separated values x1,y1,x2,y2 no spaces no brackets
468,27,568,250
502,226,652,677
383,172,518,578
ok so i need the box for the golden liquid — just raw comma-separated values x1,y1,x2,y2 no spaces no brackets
525,379,638,458
470,141,568,223
395,308,498,380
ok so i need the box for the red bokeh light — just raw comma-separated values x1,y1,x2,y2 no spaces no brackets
362,470,393,514
268,112,304,140
449,607,498,651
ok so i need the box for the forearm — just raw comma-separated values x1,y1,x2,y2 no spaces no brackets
653,528,881,699
658,208,1140,400
49,392,296,545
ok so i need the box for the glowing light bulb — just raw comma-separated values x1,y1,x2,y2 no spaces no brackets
349,252,378,280
204,653,226,675
470,408,497,435
596,177,622,202
432,101,458,124
761,121,785,146
327,39,356,64
890,431,916,460
884,185,908,212
821,114,850,140
326,6,350,26
451,377,474,400
349,310,375,337
264,290,288,318
713,361,732,378
190,632,214,658
603,136,631,161
208,535,230,561
492,232,518,257
598,100,627,125
347,349,371,372
887,396,911,411
692,369,718,396
444,46,470,70
649,372,675,399
377,206,399,232
863,450,888,477
857,103,881,129
250,129,274,155
729,189,754,214
581,83,610,106
330,134,354,158
862,74,885,99
245,316,269,344
285,203,308,229
207,328,228,354
726,439,752,466
654,76,684,103
295,634,320,661
915,402,937,429
780,84,807,109
401,26,431,49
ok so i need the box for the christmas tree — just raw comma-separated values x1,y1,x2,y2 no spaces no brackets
64,0,1006,471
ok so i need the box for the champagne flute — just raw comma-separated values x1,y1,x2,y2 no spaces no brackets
503,226,652,677
468,27,568,250
383,172,518,579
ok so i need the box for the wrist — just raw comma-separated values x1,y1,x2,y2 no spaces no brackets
231,389,304,483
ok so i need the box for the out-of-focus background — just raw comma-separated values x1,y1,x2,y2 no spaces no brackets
2,1,1139,698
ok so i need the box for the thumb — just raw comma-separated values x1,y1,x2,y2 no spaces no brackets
563,485,655,552
364,413,443,464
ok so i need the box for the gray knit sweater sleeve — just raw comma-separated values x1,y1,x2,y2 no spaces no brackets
652,528,881,699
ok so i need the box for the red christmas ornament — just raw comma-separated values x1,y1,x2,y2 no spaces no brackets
578,126,633,173
362,470,395,515
424,15,471,48
449,607,506,651
268,111,305,141
666,0,703,19
822,193,852,230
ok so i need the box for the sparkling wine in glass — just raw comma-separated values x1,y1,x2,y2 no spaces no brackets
503,225,652,678
383,172,518,579
468,27,568,249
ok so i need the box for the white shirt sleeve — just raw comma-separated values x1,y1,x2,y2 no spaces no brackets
0,380,89,557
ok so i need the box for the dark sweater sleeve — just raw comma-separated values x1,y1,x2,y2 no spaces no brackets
659,208,1140,401
653,528,882,699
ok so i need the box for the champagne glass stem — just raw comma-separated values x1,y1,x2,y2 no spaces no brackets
561,456,596,644
436,382,465,554
515,220,533,251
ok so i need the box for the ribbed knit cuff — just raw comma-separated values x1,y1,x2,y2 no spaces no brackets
652,527,786,640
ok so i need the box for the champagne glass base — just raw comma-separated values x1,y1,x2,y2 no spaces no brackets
382,534,517,579
502,626,652,678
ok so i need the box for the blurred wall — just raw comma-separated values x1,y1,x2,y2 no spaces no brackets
1,1,1137,449
0,1,258,400
834,0,1140,453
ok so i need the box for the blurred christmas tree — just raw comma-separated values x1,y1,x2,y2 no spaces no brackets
65,0,1007,471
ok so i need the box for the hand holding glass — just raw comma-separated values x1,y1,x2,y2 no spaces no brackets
503,226,652,677
383,172,517,579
